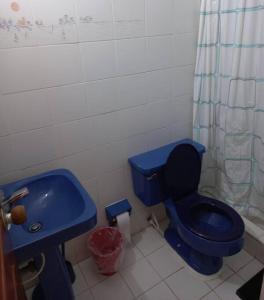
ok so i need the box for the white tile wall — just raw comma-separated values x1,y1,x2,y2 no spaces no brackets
0,111,8,137
80,41,116,81
173,33,196,66
118,73,148,109
0,45,82,93
85,78,119,115
0,0,37,49
91,111,122,145
56,149,98,183
146,69,173,103
146,0,174,36
174,0,198,34
47,84,87,123
97,168,129,206
146,127,172,150
2,90,51,134
147,36,174,70
172,65,195,97
95,141,126,176
77,0,114,42
10,127,56,169
52,118,94,157
31,0,78,45
0,0,200,263
116,38,148,75
119,105,149,138
0,136,15,176
113,0,145,39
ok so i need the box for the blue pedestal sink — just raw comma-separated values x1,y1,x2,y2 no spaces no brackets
1,169,97,300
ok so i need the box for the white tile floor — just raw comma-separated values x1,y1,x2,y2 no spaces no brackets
26,226,264,300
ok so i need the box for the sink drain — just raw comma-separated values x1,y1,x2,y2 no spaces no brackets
28,222,42,233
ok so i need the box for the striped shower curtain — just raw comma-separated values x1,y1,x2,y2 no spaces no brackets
193,0,264,221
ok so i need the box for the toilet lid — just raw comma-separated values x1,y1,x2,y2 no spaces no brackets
176,193,245,242
164,144,201,200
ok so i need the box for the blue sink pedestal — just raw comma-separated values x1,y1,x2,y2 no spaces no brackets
1,169,97,300
33,247,74,300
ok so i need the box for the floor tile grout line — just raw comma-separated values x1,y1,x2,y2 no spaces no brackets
161,265,188,281
134,279,169,300
199,289,220,299
86,271,134,300
119,255,163,298
203,267,235,291
76,287,95,300
163,266,215,299
235,270,251,283
162,277,182,300
204,256,260,291
234,255,264,282
67,267,81,297
76,227,164,291
212,272,246,299
118,253,143,272
199,289,214,300
77,259,108,289
114,272,135,299
132,234,167,257
136,226,236,293
27,224,257,300
140,242,166,257
72,264,90,295
72,228,257,299
143,242,187,280
117,269,137,298
225,251,255,273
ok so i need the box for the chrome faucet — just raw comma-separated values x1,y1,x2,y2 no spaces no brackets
0,187,28,229
0,188,28,229
1,187,29,209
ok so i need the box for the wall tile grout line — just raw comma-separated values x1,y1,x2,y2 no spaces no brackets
0,93,193,138
0,32,197,51
0,64,194,97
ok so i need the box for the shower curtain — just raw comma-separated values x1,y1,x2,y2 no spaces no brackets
193,0,264,221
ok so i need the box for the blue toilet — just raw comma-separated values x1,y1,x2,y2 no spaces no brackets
129,139,245,275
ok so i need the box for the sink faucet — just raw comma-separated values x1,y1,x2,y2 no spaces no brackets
1,187,29,209
0,187,28,229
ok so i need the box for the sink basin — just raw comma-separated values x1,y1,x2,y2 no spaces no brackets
1,169,97,261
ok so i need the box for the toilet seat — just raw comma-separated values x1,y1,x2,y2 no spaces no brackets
175,193,245,242
164,143,201,200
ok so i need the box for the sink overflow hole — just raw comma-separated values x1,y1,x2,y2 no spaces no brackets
28,222,42,233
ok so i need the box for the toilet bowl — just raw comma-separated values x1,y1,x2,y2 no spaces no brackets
128,139,245,275
163,143,244,275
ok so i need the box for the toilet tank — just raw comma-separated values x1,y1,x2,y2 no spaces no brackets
128,139,206,207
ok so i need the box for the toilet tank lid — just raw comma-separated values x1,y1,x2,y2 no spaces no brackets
128,139,206,176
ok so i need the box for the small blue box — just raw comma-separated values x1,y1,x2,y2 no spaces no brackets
105,199,132,224
128,139,206,207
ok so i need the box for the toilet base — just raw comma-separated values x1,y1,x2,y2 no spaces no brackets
164,227,223,275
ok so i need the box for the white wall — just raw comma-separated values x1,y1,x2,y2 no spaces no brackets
0,0,200,263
